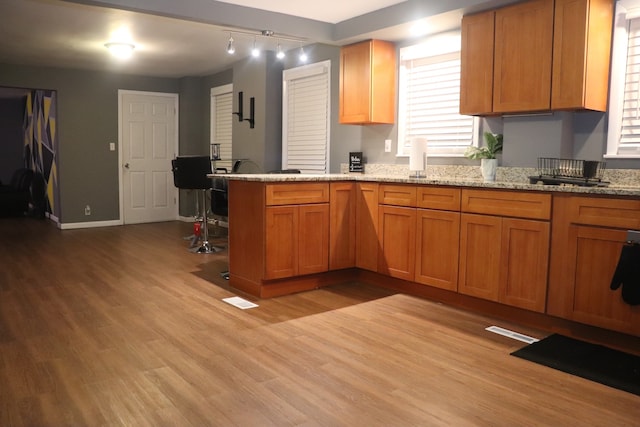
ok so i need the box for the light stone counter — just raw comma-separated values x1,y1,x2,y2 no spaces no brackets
211,164,640,197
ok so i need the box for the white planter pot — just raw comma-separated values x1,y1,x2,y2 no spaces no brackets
481,158,498,182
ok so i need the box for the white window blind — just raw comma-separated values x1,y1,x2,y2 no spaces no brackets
607,2,640,158
210,84,233,171
283,60,330,173
619,17,640,155
398,36,477,157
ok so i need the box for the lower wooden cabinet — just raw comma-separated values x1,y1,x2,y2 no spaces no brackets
356,183,379,271
329,182,356,270
265,204,329,280
415,209,460,291
548,195,640,335
459,213,550,312
567,225,636,332
378,205,416,281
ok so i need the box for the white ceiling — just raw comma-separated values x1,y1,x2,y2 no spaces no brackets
0,0,479,79
215,0,408,24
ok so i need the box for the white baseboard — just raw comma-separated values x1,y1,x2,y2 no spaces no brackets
59,219,123,230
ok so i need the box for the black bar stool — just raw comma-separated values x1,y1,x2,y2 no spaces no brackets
171,155,219,254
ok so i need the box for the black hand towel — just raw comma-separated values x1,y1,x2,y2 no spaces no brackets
610,244,640,305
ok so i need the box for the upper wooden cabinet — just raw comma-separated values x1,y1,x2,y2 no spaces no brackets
493,0,554,113
460,0,614,115
339,40,396,124
551,0,614,111
460,11,496,116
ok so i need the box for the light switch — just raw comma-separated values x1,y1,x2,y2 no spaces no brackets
109,142,116,151
384,139,392,152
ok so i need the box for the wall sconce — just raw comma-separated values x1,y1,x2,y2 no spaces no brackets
232,91,243,122
243,97,255,129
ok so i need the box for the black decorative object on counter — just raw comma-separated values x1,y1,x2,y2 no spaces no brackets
349,152,364,173
529,157,609,187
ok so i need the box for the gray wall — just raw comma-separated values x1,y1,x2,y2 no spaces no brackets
0,63,180,223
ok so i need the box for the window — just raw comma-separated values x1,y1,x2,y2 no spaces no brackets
397,32,478,157
607,1,640,158
282,60,331,173
210,84,233,171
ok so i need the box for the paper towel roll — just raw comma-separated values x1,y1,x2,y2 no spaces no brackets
409,137,428,172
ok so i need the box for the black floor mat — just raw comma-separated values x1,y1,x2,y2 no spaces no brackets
511,334,640,396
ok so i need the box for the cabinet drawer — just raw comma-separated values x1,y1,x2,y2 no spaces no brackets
417,187,461,211
461,189,551,220
565,195,640,229
378,184,417,207
266,183,329,206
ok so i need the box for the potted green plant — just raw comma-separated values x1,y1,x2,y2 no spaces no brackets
464,132,503,182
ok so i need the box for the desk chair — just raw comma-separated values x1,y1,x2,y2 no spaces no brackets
171,155,219,254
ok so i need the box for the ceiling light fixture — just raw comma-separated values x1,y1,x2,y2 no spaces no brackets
104,42,135,59
226,34,235,54
220,29,307,61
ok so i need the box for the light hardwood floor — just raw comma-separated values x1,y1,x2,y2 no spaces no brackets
1,218,639,426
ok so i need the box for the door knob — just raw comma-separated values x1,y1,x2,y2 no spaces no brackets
124,163,130,169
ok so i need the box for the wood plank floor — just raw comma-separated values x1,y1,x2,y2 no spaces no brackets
1,218,639,426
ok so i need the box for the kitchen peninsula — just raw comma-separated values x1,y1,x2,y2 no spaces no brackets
221,171,640,338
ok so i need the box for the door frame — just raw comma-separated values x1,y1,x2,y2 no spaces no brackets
118,89,180,224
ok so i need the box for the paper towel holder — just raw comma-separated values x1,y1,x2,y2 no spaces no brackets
409,137,428,178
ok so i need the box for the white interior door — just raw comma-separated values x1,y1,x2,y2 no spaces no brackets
119,90,178,224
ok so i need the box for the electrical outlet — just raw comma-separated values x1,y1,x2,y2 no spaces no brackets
84,205,91,216
384,139,392,152
109,142,116,151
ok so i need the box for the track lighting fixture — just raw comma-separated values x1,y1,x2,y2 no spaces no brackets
222,29,307,61
226,34,235,54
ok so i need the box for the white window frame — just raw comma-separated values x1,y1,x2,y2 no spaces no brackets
397,31,479,158
210,84,233,171
606,0,640,159
282,60,331,174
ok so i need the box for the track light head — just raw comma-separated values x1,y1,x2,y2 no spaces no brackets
276,42,285,60
226,35,235,54
299,46,307,62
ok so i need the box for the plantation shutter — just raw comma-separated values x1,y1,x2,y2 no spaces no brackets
283,61,330,173
619,17,640,155
398,51,475,156
211,86,233,172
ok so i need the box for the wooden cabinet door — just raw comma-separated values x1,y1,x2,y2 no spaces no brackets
339,40,396,124
499,218,550,312
566,225,639,334
459,213,501,301
493,0,554,112
551,0,613,111
460,10,495,115
329,183,356,270
415,209,460,291
265,206,298,279
356,183,379,271
378,205,416,281
298,204,329,276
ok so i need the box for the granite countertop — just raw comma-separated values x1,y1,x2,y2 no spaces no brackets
210,172,640,197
